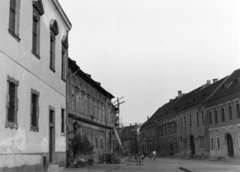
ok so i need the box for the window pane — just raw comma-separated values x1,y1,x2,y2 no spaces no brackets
8,82,15,122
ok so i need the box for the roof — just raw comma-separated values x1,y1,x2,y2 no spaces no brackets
205,68,240,103
180,77,227,111
68,57,114,99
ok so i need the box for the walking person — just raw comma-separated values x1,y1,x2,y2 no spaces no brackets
153,150,156,160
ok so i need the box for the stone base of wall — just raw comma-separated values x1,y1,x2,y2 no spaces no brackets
0,152,66,172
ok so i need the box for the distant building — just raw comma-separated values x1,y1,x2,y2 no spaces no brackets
205,69,240,158
140,68,240,159
0,0,71,171
120,124,139,155
177,78,225,157
67,58,115,163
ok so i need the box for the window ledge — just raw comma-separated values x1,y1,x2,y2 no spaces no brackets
50,67,56,73
8,29,21,42
61,132,66,136
61,77,66,82
30,126,39,132
32,50,41,59
5,121,18,129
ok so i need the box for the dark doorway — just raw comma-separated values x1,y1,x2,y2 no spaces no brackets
189,135,195,155
170,142,173,152
226,134,234,157
49,108,55,164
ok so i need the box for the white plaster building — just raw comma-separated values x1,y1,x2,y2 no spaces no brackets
0,0,71,171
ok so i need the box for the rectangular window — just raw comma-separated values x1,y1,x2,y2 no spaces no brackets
209,112,212,125
32,11,40,57
61,44,67,80
189,115,192,126
216,137,220,149
196,112,199,126
215,110,218,123
237,104,240,118
6,76,19,129
95,138,98,149
210,137,214,149
61,109,65,133
9,0,20,40
221,108,225,122
30,89,39,132
229,106,232,120
101,139,103,149
180,118,183,129
50,32,56,71
201,111,204,124
184,116,186,129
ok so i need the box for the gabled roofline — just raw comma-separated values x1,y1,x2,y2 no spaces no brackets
51,0,72,30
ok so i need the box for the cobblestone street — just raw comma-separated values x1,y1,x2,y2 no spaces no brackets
62,157,240,172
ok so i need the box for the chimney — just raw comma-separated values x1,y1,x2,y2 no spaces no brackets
147,116,149,120
207,80,211,85
212,78,218,83
178,90,182,97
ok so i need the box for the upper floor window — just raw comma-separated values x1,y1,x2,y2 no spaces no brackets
237,103,240,119
221,108,225,122
209,112,212,125
180,118,183,129
229,106,232,120
196,112,199,126
32,0,44,58
61,36,68,81
30,89,39,132
201,111,204,124
9,0,21,41
214,110,218,124
184,116,186,129
6,75,19,129
189,115,192,126
50,20,59,72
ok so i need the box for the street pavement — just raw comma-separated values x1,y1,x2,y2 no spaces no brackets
62,157,240,172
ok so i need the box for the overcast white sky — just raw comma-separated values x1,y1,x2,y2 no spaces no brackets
59,0,240,126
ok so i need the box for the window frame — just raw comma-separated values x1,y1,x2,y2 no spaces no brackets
229,105,232,120
209,111,212,125
214,110,218,124
210,137,214,149
6,75,19,129
216,137,220,150
196,112,199,126
221,108,225,122
32,9,41,58
8,0,21,41
30,88,40,132
61,108,65,134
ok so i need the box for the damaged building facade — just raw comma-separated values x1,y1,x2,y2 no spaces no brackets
67,58,115,163
0,0,71,171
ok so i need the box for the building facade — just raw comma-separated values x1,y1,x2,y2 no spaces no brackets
205,69,240,158
67,58,115,164
0,0,71,171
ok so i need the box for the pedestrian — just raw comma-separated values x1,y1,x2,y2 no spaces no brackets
141,153,144,162
153,150,156,160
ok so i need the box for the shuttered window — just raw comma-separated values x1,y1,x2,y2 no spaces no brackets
61,109,65,133
6,76,19,129
30,89,39,132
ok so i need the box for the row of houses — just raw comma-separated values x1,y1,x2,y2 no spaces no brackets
0,0,117,171
140,69,240,158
